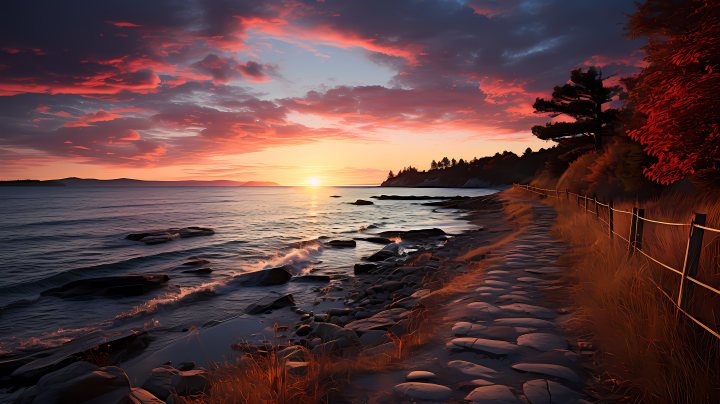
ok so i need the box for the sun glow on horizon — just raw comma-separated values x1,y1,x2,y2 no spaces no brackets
308,177,320,186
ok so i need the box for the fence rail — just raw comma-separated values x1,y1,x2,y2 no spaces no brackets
513,183,720,340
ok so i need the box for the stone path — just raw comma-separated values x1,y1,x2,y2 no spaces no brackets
342,192,596,404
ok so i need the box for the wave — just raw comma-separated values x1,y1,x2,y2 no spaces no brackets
112,245,322,322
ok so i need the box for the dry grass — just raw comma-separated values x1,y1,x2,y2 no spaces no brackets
518,187,720,403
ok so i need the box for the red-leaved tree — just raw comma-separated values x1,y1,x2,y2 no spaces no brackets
623,0,720,185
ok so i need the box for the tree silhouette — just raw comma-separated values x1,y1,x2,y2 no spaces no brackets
522,147,532,157
622,0,720,184
458,158,465,165
387,170,394,179
532,67,623,151
440,157,450,169
451,158,457,167
430,160,438,170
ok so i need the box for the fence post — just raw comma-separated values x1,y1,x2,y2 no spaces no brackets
556,189,560,200
584,195,588,212
678,213,707,311
608,201,614,239
635,208,645,251
565,189,569,201
595,197,599,218
628,207,639,253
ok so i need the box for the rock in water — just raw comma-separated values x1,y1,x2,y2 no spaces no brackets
182,267,212,274
378,228,446,240
125,227,215,242
327,239,356,247
355,237,393,244
353,199,374,205
292,275,331,282
234,266,293,286
367,243,400,262
354,263,377,274
245,294,295,314
40,275,169,298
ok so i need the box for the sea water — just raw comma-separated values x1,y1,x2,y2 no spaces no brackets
0,186,499,360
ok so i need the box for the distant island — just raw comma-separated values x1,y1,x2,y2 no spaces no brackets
0,178,280,187
0,180,66,186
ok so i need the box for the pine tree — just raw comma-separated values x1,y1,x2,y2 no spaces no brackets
532,67,623,151
431,160,438,170
451,158,457,167
387,170,394,179
440,157,450,169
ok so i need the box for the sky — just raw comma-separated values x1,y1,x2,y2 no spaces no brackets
0,0,648,186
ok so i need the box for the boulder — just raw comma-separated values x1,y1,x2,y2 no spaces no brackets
523,379,584,404
355,237,393,245
292,275,331,282
448,360,499,379
354,263,377,274
40,275,169,298
359,331,390,347
141,366,210,401
17,362,131,404
406,371,435,382
393,383,453,401
345,309,409,332
235,266,292,286
245,294,294,314
296,325,313,337
378,228,446,240
125,227,215,242
516,334,568,352
127,388,165,403
367,243,400,262
311,338,352,356
510,363,580,383
327,240,356,248
353,200,374,205
174,362,196,371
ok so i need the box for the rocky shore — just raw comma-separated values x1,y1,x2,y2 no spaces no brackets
5,191,575,404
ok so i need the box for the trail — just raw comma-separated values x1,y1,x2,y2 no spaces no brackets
342,191,598,404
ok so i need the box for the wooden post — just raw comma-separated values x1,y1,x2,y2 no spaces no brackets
628,207,639,252
635,209,645,251
566,188,569,201
584,195,588,212
678,213,707,311
608,201,614,239
595,197,599,218
556,189,560,200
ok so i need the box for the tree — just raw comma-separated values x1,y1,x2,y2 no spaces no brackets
387,170,394,179
458,158,465,165
440,157,450,169
430,160,438,170
451,158,457,167
532,66,623,151
622,0,720,185
523,147,532,157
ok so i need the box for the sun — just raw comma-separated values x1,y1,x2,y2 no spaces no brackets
309,177,320,186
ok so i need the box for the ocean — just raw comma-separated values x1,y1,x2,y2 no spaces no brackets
0,186,499,361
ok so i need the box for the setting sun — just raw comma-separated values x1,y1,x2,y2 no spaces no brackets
308,177,320,186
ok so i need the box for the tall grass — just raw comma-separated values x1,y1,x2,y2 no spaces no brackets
514,187,720,403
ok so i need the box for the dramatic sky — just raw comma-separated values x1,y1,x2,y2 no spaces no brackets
0,0,647,185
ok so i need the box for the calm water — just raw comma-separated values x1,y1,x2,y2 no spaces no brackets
0,186,499,358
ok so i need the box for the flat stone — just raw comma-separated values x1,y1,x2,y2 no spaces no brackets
452,322,488,336
518,276,547,283
517,333,568,352
448,360,499,378
452,338,519,356
474,326,521,342
475,287,505,293
407,371,435,381
467,302,505,317
500,304,556,319
465,385,523,403
487,270,510,275
494,318,555,328
485,280,511,286
499,294,533,302
511,364,580,383
471,379,495,386
393,383,453,400
525,267,564,274
523,379,584,403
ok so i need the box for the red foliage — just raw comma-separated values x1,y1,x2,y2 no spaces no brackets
623,0,720,184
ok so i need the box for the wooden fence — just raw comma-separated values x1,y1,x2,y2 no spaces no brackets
513,183,720,339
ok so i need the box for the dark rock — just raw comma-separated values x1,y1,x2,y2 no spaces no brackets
300,314,311,321
292,275,331,283
314,314,328,322
354,263,377,274
41,275,169,298
353,199,374,205
174,362,195,371
182,259,210,266
330,195,341,198
235,266,292,286
367,243,400,262
355,237,393,244
141,366,210,401
382,281,405,293
181,267,212,274
328,308,353,317
125,227,215,242
346,309,410,332
327,239,356,248
296,325,313,337
245,294,294,314
378,228,446,240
